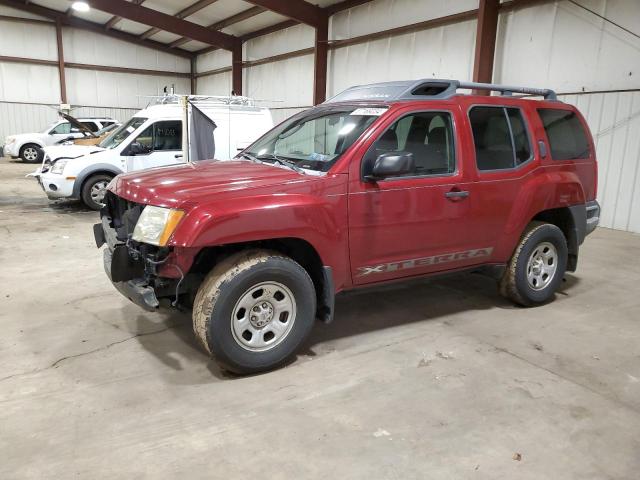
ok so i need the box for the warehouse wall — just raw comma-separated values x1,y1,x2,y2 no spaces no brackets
495,0,640,232
0,5,190,142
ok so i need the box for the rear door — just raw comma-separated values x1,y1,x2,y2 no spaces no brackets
460,102,539,259
348,104,488,285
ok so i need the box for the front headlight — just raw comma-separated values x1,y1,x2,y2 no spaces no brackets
132,206,185,246
50,159,67,174
6,137,15,145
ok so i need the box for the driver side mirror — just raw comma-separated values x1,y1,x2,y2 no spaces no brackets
127,142,151,156
364,151,415,182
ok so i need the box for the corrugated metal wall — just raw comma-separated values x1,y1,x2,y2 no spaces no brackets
0,6,190,143
559,91,640,233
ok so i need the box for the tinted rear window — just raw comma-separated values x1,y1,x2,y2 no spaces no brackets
538,109,590,160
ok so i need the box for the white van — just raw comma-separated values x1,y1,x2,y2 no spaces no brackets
33,96,273,209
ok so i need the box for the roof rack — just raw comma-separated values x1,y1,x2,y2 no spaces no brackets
324,79,557,103
145,94,257,107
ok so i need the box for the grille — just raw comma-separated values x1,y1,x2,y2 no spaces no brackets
104,191,143,242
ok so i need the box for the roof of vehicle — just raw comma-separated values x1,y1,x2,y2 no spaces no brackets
324,79,558,104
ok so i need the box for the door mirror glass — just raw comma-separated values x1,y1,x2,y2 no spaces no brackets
366,151,415,181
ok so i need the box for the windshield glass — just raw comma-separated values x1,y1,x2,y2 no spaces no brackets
99,117,147,149
243,106,386,172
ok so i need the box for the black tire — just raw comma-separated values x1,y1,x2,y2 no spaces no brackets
19,143,43,164
193,250,316,374
500,221,568,307
80,174,113,210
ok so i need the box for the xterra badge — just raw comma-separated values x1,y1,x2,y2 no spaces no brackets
357,248,494,276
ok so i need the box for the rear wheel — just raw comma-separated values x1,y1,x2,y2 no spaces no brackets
193,250,316,374
81,174,112,210
500,222,568,306
19,144,43,163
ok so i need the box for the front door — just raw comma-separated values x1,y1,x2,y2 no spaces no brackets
126,120,185,172
348,106,490,285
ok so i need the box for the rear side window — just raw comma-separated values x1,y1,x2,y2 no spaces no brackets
538,109,590,160
469,106,532,171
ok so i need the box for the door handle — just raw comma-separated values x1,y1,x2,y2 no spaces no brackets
445,190,469,199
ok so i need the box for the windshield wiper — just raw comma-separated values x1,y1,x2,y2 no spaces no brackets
256,154,305,174
238,152,258,162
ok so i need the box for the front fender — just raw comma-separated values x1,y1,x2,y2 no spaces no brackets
169,192,350,289
17,139,46,151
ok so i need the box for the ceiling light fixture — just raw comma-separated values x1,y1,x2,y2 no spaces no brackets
71,1,90,12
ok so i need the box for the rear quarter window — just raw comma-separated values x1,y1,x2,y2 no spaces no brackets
538,108,590,160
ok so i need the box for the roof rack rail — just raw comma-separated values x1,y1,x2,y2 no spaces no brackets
324,79,557,103
144,94,257,107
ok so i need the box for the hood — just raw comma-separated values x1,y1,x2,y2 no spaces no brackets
111,160,316,208
43,144,105,161
12,133,48,144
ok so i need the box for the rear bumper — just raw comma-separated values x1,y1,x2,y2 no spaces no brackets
102,246,159,312
585,200,600,236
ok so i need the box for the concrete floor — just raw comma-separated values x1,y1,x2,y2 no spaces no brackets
1,158,639,479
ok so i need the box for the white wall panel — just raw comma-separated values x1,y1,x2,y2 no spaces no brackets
329,0,477,40
495,1,640,92
65,69,190,109
0,102,58,143
197,50,232,73
62,28,190,73
327,19,476,97
197,71,232,96
244,55,315,107
560,91,640,234
0,19,57,60
243,24,314,61
0,62,60,104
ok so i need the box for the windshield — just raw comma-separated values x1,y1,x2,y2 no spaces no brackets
243,106,385,172
99,117,147,149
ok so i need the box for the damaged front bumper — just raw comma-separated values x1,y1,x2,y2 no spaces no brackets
94,208,180,311
102,247,159,311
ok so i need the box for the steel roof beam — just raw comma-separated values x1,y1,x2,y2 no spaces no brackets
105,0,145,30
87,0,238,50
139,0,219,40
244,0,326,27
169,5,266,50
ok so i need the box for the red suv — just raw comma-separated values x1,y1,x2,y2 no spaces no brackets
94,79,600,374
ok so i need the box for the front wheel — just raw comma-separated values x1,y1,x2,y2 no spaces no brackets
193,250,317,374
81,174,112,210
19,144,43,163
500,222,568,306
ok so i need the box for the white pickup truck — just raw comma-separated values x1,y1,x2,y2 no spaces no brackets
31,97,274,210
